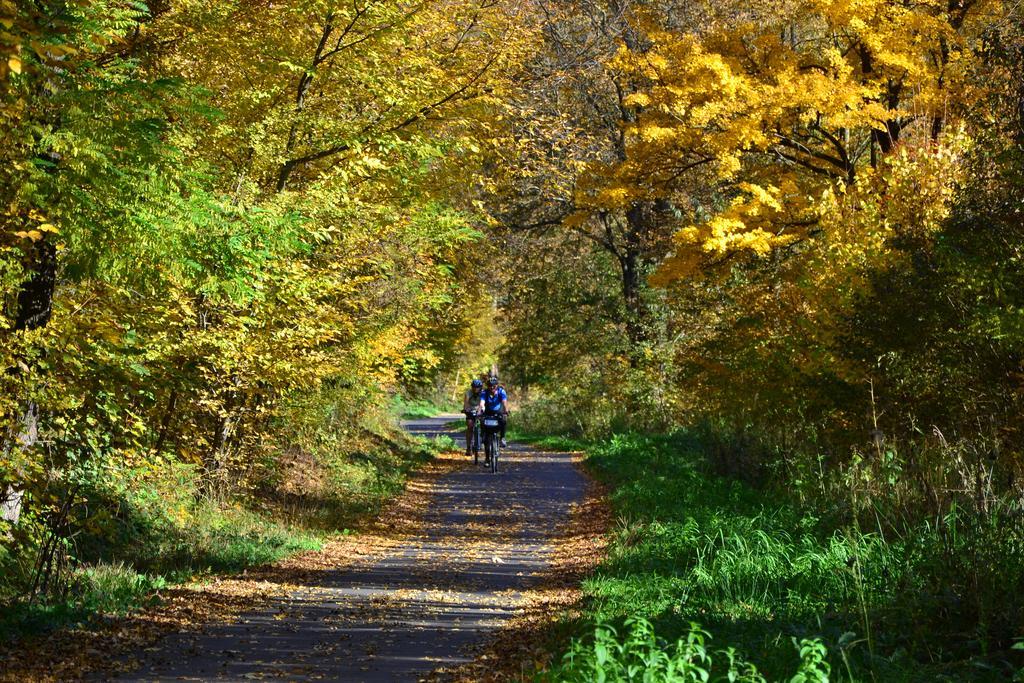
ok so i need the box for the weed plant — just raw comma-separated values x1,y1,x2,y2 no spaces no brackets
545,617,830,682
546,431,1022,681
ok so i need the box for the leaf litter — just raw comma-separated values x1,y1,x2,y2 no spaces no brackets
0,445,610,682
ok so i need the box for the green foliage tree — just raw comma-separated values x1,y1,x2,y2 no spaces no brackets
0,0,532,616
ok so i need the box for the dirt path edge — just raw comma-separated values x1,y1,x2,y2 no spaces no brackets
0,451,467,682
434,450,613,682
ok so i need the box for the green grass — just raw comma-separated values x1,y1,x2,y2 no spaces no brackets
0,562,169,633
9,509,326,634
0,507,325,640
0,430,445,641
536,431,1021,682
391,394,449,419
544,617,831,682
126,505,325,582
506,426,587,453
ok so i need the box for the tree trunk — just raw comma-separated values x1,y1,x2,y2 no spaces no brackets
150,388,179,458
859,46,903,155
621,204,650,355
208,412,234,495
1,477,27,524
1016,86,1024,149
276,16,336,193
2,239,57,524
621,248,645,347
15,240,57,331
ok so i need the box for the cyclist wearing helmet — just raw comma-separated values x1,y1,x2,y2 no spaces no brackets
462,378,485,456
477,376,510,448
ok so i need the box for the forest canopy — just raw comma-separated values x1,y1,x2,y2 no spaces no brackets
2,0,1024,677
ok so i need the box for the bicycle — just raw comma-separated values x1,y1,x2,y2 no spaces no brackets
463,410,482,465
480,412,504,474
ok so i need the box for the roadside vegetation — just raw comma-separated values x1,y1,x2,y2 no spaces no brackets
516,427,1022,681
546,618,832,682
1,428,441,639
391,395,450,420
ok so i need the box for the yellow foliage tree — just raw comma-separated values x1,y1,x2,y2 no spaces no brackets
580,0,1004,279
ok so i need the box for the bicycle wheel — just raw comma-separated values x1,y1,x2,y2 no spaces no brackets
473,424,480,465
490,432,499,474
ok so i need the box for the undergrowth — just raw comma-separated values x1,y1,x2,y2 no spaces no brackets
0,427,443,641
391,394,451,419
545,618,831,682
536,431,1023,682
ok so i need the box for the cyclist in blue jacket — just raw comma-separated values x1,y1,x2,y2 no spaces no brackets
477,376,510,447
462,378,485,456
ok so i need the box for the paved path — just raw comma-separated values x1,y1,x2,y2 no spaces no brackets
116,415,586,681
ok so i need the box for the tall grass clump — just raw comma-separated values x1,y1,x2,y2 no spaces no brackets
544,618,830,682
553,430,1023,681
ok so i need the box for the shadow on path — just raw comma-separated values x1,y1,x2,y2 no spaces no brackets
115,414,586,682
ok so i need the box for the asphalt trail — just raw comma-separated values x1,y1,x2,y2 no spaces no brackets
115,414,586,682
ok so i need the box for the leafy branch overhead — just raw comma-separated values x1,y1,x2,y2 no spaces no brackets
1,0,1024,679
0,0,534,626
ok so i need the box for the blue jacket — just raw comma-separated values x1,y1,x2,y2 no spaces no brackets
481,387,507,414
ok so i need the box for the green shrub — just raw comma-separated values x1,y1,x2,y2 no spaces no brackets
0,412,435,640
545,618,829,682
